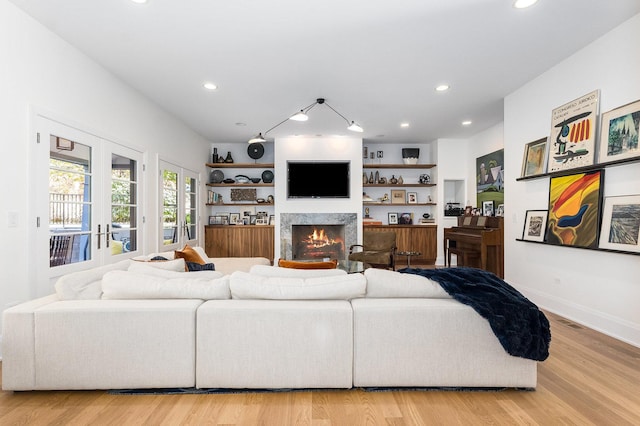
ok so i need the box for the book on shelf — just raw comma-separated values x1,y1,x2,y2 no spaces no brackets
363,218,383,225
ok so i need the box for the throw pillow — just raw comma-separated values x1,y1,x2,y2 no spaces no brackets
186,261,216,271
277,258,338,269
175,244,206,265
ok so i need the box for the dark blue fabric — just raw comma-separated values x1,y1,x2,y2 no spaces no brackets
399,267,550,361
186,262,215,271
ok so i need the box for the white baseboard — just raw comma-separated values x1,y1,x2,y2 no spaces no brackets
520,285,640,349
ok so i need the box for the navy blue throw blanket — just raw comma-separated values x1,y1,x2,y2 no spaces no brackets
399,267,550,361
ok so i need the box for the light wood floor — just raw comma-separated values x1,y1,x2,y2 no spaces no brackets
1,311,639,426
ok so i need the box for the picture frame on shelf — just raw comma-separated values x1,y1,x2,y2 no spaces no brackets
208,216,216,225
522,210,548,242
398,213,413,224
496,204,505,217
520,137,548,177
388,212,398,225
269,215,276,225
391,189,406,204
482,200,494,216
256,217,269,225
597,99,640,165
229,213,241,225
546,170,604,248
407,192,417,204
546,90,599,173
249,215,257,225
598,195,640,253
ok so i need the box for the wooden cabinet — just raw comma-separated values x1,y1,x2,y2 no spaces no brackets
205,225,274,260
363,225,437,265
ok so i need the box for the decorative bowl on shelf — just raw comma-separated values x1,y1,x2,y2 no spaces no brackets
250,177,261,183
209,169,224,183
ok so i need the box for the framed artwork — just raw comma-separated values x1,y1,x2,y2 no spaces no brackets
229,213,241,225
476,149,504,208
249,215,257,225
522,210,548,242
464,206,473,216
269,215,275,225
482,200,494,216
598,99,640,164
496,204,505,217
391,189,406,204
388,212,398,225
407,192,417,204
520,137,548,177
363,146,368,159
598,195,640,253
547,90,600,173
208,216,216,225
398,213,413,224
255,217,268,225
546,169,604,248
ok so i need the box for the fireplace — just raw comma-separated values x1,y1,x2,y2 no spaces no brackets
292,225,345,260
280,213,357,260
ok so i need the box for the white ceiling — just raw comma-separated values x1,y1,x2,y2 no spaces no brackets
10,0,640,144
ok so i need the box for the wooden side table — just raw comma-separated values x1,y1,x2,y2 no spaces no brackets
396,251,421,269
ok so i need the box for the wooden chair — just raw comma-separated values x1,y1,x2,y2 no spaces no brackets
348,231,397,270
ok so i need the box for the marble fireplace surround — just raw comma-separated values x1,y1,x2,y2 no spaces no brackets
280,213,358,260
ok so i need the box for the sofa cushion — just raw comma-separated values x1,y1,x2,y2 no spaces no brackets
102,270,230,299
229,271,366,300
55,259,132,300
175,245,206,265
130,258,186,272
277,259,338,269
249,264,347,278
364,268,451,298
127,261,223,279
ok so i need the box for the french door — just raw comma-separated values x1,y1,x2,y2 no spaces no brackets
159,160,198,251
33,116,143,295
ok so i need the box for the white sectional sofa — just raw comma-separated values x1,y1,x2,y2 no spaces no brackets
2,250,540,391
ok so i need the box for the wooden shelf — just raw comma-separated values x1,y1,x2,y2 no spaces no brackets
515,156,639,181
206,203,274,207
206,163,274,168
516,238,640,256
363,202,436,206
206,183,274,187
363,183,436,188
363,164,436,169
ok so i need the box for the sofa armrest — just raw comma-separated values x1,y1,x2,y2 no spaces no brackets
2,294,59,390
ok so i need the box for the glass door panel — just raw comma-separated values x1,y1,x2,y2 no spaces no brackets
110,152,140,257
162,169,179,246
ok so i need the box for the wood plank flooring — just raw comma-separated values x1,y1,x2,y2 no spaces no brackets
1,311,639,425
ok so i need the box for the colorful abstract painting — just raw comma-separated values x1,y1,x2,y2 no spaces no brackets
546,170,604,248
476,149,504,210
547,90,599,172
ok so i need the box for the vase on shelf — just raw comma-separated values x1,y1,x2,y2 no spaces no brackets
224,151,234,163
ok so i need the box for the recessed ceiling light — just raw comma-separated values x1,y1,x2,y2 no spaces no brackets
130,0,148,4
435,84,450,92
400,122,410,128
235,122,246,127
203,82,218,90
462,120,472,126
513,0,538,9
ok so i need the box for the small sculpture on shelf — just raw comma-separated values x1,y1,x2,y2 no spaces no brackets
389,175,398,184
419,174,431,184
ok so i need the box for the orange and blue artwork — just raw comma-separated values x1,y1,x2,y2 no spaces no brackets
546,170,603,248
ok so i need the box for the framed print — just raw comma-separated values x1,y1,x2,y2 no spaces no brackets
476,149,504,209
496,204,505,217
598,195,640,253
391,189,406,204
55,137,74,151
398,213,413,224
407,192,417,204
464,206,473,216
547,90,599,173
482,200,494,216
598,99,640,164
255,217,268,225
520,137,548,177
229,213,241,225
249,215,257,225
269,215,275,225
522,210,548,242
363,146,368,159
546,169,604,248
208,215,216,225
388,212,398,225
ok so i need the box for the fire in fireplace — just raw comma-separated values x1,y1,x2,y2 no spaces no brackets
292,225,345,260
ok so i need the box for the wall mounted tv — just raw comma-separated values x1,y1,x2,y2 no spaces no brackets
287,161,350,198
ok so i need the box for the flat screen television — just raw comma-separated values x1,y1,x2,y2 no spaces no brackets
287,161,350,198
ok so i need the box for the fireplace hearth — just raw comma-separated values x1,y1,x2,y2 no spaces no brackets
292,225,345,260
280,213,357,261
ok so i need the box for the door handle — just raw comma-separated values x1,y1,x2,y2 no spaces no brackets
96,224,104,250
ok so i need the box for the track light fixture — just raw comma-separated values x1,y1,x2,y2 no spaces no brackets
247,98,363,143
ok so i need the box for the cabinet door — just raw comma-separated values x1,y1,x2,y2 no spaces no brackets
252,226,274,260
205,226,231,257
393,227,412,253
227,227,254,257
411,226,437,263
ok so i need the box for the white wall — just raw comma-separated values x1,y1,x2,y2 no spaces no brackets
504,13,640,347
0,1,210,327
